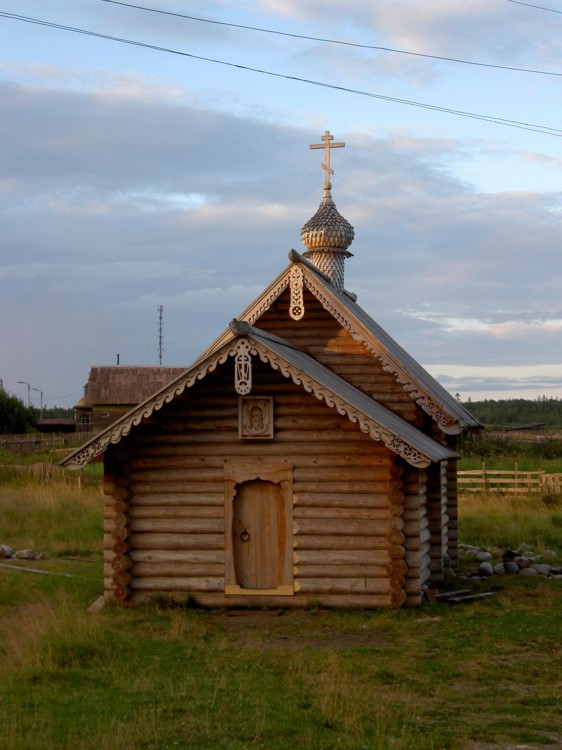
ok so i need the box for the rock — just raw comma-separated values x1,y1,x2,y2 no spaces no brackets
551,567,562,575
478,562,494,576
489,547,504,559
543,550,558,562
15,549,41,560
514,556,531,568
493,563,506,575
534,564,552,576
0,544,15,559
476,551,492,562
504,561,520,574
517,543,533,554
519,567,538,576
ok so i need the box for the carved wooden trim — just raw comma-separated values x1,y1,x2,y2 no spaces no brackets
246,277,290,325
289,265,305,320
234,339,253,395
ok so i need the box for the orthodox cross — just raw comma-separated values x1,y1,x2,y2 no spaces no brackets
309,130,345,187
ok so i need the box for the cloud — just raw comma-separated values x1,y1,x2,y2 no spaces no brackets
1,30,561,406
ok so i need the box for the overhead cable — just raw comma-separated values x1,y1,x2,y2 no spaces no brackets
507,0,562,13
99,0,562,78
1,11,561,137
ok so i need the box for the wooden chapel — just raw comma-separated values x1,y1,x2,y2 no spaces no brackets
62,131,480,608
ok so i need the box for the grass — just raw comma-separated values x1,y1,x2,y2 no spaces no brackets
459,492,562,552
0,481,561,749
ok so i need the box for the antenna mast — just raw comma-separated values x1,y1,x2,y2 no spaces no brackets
157,305,164,365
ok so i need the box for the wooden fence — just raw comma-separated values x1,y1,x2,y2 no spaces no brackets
458,468,562,493
0,463,94,487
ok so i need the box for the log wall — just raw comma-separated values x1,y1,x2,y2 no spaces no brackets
401,464,429,606
103,358,413,608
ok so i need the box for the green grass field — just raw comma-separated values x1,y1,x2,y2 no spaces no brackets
0,482,561,750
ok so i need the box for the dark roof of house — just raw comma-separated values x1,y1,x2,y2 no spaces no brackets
79,366,187,406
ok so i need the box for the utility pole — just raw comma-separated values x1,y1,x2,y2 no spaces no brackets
18,380,31,407
158,305,164,366
33,388,44,420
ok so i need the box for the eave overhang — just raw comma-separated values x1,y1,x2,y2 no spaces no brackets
61,323,458,471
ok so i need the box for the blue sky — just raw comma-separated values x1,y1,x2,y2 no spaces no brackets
1,0,562,408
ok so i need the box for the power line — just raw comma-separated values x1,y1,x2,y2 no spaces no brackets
99,0,562,78
507,0,562,13
1,11,561,137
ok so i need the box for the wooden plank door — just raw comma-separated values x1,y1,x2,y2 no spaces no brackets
232,479,284,590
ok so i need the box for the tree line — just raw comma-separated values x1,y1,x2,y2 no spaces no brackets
460,396,562,430
0,391,74,433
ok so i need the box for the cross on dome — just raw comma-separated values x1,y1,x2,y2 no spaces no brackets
309,130,345,188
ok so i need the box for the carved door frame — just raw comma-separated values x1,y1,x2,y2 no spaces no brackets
224,461,293,596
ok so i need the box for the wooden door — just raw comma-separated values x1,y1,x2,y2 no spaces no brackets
232,479,284,590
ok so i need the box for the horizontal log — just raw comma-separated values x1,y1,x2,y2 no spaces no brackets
388,530,405,546
132,493,223,507
293,534,387,551
295,481,401,494
130,456,228,470
130,482,224,494
130,469,221,482
293,549,389,565
130,576,225,592
403,516,429,536
130,549,223,564
129,506,223,519
293,467,392,482
294,518,385,537
420,528,432,545
294,564,389,578
130,518,224,534
293,507,390,521
294,492,403,508
131,441,375,456
294,577,391,595
111,555,133,572
130,532,224,550
131,562,224,578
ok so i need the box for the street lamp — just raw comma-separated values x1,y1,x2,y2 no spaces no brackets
17,381,31,407
32,387,44,420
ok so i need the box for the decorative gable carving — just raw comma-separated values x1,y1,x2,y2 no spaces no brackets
289,265,305,320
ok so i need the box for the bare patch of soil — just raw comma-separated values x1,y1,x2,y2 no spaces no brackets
213,609,389,650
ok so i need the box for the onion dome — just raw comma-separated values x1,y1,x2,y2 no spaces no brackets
301,181,354,293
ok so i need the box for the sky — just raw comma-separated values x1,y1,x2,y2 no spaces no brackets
1,0,562,409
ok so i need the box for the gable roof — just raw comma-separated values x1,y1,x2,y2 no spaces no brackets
61,321,458,471
198,250,480,435
78,366,187,406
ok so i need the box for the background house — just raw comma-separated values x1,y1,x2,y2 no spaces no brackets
75,366,187,432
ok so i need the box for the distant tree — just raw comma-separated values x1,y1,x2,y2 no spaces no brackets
42,406,75,419
462,397,562,430
0,391,36,433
